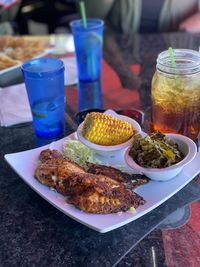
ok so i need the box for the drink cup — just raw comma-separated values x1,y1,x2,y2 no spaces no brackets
70,19,104,82
21,58,65,145
151,49,200,141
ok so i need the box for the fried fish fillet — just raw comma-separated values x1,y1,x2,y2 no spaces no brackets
67,174,145,213
62,173,121,196
34,157,87,194
34,149,146,213
39,149,64,163
87,163,149,189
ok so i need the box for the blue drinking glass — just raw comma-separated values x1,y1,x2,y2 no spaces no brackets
78,80,103,111
70,19,104,82
21,58,65,145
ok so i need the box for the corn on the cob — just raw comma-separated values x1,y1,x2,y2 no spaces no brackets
82,112,135,145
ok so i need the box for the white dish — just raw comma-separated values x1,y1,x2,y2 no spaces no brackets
62,57,78,86
4,132,200,233
77,109,142,156
125,133,197,181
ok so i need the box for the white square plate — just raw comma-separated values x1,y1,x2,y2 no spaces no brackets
4,132,200,233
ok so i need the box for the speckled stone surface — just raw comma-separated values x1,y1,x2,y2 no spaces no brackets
116,230,167,267
1,33,200,267
0,125,199,267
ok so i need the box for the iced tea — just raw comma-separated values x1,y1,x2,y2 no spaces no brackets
151,49,200,141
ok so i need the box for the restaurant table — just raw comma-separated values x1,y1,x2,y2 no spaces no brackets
0,32,200,267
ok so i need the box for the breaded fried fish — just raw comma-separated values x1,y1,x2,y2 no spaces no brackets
87,163,149,189
67,174,145,213
34,149,146,214
35,157,86,194
62,173,121,196
39,149,64,163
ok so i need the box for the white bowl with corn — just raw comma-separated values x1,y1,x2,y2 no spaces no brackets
77,109,141,156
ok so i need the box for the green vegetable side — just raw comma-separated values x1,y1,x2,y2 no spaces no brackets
128,132,184,168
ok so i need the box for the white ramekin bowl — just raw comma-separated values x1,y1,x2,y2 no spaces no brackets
77,109,142,156
125,133,197,181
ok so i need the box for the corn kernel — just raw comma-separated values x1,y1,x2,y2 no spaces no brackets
82,112,135,145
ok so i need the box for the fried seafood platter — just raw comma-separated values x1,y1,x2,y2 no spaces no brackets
34,149,148,214
0,36,47,71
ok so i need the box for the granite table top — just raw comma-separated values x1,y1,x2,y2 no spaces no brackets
1,32,200,267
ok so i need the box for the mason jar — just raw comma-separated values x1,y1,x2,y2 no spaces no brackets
151,49,200,140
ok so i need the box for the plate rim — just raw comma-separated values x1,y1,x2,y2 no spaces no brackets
0,50,50,75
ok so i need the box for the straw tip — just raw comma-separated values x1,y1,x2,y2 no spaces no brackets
168,47,176,67
79,0,87,28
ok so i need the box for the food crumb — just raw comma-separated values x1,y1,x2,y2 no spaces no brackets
50,187,56,192
128,207,136,213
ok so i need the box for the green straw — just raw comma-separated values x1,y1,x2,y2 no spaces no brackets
79,1,87,28
168,47,176,67
79,0,96,79
168,47,181,90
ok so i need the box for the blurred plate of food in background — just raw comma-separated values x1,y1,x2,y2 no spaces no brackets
0,36,49,87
